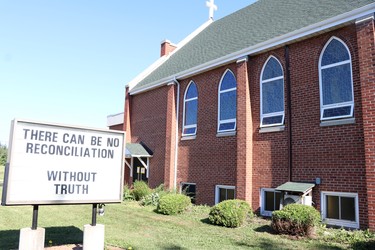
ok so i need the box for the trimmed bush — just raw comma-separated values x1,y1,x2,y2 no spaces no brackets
271,204,321,236
208,199,253,228
157,193,191,215
132,180,151,201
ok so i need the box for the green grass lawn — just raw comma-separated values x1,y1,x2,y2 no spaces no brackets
0,164,4,183
0,167,374,250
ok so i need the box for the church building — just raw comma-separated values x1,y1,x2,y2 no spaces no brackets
107,0,375,230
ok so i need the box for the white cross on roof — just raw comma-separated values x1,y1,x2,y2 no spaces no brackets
206,0,218,20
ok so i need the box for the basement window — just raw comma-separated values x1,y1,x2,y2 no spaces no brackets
215,185,235,204
180,182,196,204
321,191,359,229
260,188,281,217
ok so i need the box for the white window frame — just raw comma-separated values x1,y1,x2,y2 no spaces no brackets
215,185,235,204
321,191,359,229
182,81,198,137
260,188,282,217
319,37,354,121
217,69,237,133
260,56,285,127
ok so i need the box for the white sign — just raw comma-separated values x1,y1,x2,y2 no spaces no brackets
1,119,125,205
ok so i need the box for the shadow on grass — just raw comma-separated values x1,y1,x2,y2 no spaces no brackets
200,217,211,225
0,226,82,249
234,238,345,250
351,239,375,250
157,243,189,250
45,226,83,246
234,238,282,250
0,229,19,250
254,224,274,233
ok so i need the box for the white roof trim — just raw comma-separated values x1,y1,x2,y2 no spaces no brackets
107,112,124,127
129,3,375,95
127,55,169,91
128,19,213,91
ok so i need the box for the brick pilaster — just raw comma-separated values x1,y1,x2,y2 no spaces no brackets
357,17,375,230
164,84,177,189
123,86,132,143
236,57,253,203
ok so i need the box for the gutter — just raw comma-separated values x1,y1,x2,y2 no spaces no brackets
130,3,375,96
285,45,292,182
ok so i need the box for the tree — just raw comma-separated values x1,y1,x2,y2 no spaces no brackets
0,144,7,166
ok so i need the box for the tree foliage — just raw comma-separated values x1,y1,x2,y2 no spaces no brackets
0,144,7,166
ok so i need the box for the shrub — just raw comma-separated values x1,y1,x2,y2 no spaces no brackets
157,193,191,215
141,184,170,206
132,181,151,201
271,203,321,236
123,185,134,201
0,144,7,166
141,192,161,206
208,199,253,228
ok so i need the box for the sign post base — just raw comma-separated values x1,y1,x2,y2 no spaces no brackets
19,227,45,250
83,224,105,250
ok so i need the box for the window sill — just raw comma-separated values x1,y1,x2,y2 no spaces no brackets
320,118,355,127
181,135,196,141
216,131,236,137
259,126,285,133
322,218,359,229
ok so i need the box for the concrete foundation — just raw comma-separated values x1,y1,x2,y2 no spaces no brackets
19,227,45,250
83,224,105,250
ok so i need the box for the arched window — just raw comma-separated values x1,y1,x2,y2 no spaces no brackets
319,37,354,120
218,69,237,133
260,56,284,127
183,81,198,136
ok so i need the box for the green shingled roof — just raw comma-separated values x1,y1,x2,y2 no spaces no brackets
276,182,315,193
125,143,152,158
130,0,374,93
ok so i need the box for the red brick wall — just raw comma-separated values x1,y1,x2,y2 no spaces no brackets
164,84,177,189
130,87,169,188
236,57,253,204
357,18,375,230
289,25,366,227
128,23,370,228
177,65,238,205
108,124,123,131
249,48,290,212
124,87,132,142
247,24,366,224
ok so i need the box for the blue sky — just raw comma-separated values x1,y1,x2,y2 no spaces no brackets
0,0,255,145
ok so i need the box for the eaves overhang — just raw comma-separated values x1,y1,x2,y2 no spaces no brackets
129,3,375,96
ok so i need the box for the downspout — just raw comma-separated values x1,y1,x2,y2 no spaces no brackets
285,45,292,182
172,77,180,189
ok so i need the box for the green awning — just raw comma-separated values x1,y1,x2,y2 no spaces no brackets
275,182,315,194
125,143,152,158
